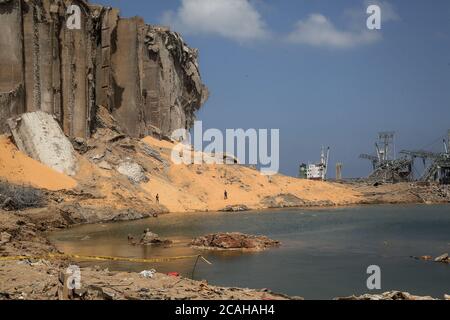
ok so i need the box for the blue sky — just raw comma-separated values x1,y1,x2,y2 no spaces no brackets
96,0,450,178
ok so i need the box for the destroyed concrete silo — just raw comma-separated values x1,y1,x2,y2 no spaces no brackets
0,0,208,139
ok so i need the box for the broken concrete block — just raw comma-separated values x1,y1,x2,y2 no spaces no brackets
434,253,449,263
92,153,105,161
7,111,78,176
98,161,112,170
139,142,169,168
116,159,148,183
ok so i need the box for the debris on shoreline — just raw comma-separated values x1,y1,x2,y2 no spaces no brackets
434,253,449,264
411,253,449,264
191,232,280,251
260,193,336,208
219,205,250,212
336,291,442,300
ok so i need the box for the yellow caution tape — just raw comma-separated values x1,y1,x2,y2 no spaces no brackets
0,255,30,261
0,253,207,264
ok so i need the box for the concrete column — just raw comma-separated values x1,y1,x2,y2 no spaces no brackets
60,1,89,138
111,17,142,137
0,0,25,133
0,0,24,92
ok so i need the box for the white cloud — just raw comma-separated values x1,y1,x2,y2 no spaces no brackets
286,14,381,49
161,0,269,43
287,1,399,49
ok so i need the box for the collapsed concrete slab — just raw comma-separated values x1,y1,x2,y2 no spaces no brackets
7,111,77,176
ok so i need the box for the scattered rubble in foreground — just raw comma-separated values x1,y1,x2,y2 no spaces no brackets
0,260,293,301
336,291,449,301
0,209,288,300
191,233,280,252
1,209,448,300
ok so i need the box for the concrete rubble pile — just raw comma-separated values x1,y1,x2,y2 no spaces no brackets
434,253,449,264
135,228,172,245
335,291,443,301
367,158,412,183
191,232,281,251
116,159,148,184
0,0,208,141
79,105,167,184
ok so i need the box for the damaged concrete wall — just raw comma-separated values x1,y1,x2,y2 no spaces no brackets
0,0,208,140
0,0,25,132
59,0,101,138
111,17,143,138
143,27,209,137
0,86,25,134
100,11,209,138
0,0,24,93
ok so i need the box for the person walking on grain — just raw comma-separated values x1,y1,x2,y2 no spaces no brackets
224,190,228,200
156,193,159,204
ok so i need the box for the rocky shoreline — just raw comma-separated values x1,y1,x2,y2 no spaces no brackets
336,291,450,301
2,180,448,232
0,209,293,300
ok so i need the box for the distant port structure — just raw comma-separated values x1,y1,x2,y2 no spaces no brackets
299,146,330,181
298,130,450,185
360,130,450,184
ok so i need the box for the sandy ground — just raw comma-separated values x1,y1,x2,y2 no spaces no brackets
0,136,77,191
1,133,448,220
0,134,364,215
140,136,363,213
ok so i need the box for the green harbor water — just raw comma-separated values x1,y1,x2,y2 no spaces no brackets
49,204,450,299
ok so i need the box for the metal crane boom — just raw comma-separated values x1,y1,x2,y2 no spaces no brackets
399,150,440,159
359,153,378,170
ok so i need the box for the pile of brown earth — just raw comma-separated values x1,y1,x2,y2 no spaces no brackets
191,232,280,251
